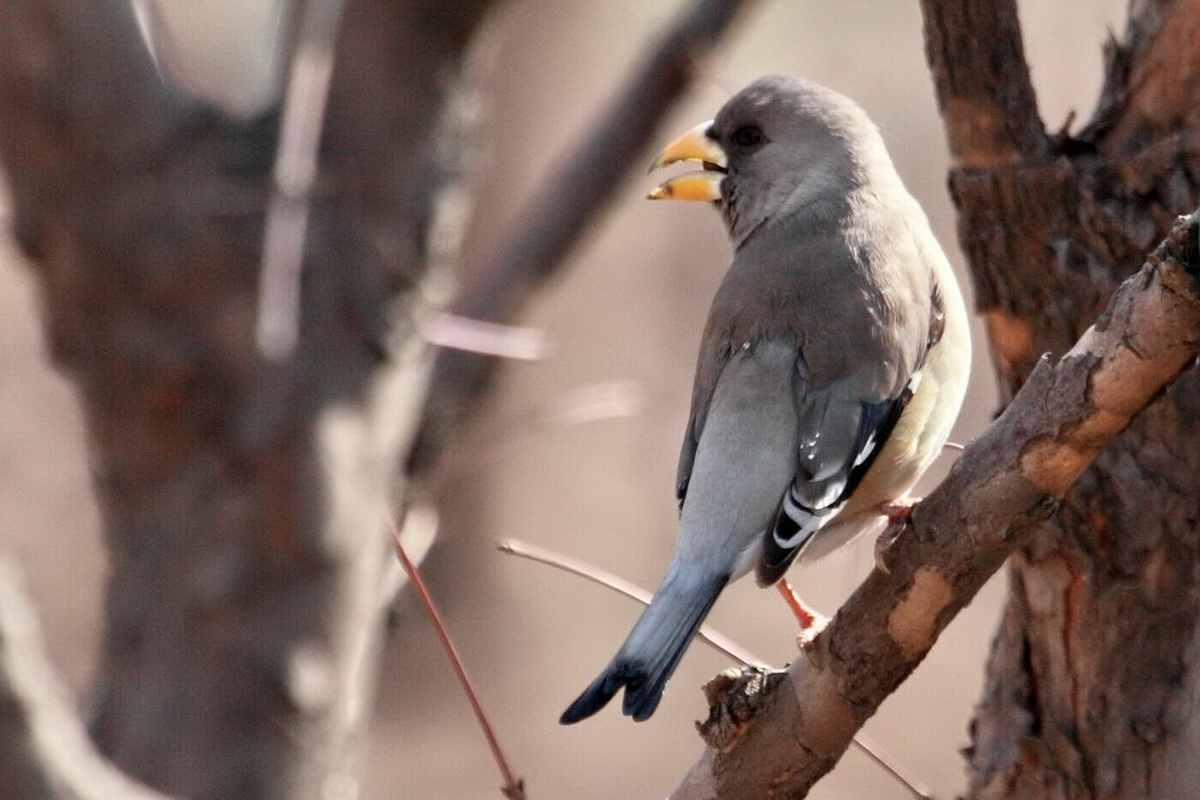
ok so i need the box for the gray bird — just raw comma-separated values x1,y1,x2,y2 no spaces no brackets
560,76,970,724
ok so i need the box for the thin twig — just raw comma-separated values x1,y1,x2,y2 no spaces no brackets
420,313,552,361
376,502,440,613
497,538,935,800
851,732,935,800
497,538,760,666
388,510,526,800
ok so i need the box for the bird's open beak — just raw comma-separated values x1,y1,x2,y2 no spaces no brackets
647,120,727,201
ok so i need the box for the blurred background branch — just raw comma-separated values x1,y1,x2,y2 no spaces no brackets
0,0,496,797
407,0,758,480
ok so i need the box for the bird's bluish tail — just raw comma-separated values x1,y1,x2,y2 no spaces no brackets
560,570,728,724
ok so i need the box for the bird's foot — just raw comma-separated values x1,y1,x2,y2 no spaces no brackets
879,497,920,525
874,497,921,575
776,579,828,650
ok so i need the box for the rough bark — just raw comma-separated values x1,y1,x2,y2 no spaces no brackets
0,1,492,798
920,0,1200,798
667,212,1200,799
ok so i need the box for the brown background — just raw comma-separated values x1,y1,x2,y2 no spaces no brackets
0,1,1124,797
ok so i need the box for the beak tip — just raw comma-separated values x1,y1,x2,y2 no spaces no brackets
648,119,724,173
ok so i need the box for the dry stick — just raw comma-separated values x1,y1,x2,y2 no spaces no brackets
388,511,526,800
420,313,552,361
497,538,758,667
497,538,934,800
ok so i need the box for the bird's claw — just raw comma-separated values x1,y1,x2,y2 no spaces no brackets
879,497,920,525
874,497,921,574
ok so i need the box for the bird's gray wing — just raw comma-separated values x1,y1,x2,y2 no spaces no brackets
754,357,920,586
676,335,915,581
675,409,702,512
675,330,726,511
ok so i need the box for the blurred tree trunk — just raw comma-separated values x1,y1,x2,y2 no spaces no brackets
0,0,754,795
922,0,1200,797
0,1,492,798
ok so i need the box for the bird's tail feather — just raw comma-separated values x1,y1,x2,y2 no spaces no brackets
560,569,728,724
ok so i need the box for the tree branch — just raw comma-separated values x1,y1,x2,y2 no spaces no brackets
407,0,759,478
0,557,177,800
668,213,1200,799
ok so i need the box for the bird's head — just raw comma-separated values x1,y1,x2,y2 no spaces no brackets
649,75,883,248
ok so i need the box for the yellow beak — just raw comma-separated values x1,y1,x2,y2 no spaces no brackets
647,120,726,202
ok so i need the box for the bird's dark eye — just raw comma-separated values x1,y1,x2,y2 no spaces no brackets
732,125,764,148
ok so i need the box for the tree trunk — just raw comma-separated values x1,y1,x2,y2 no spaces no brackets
921,0,1200,796
0,1,491,797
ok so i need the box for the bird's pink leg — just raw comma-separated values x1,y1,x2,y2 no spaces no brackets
776,579,817,630
776,580,829,653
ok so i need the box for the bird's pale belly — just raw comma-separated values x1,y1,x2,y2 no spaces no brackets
842,340,966,523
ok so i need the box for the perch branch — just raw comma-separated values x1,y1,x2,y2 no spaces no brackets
408,0,759,478
668,214,1200,799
